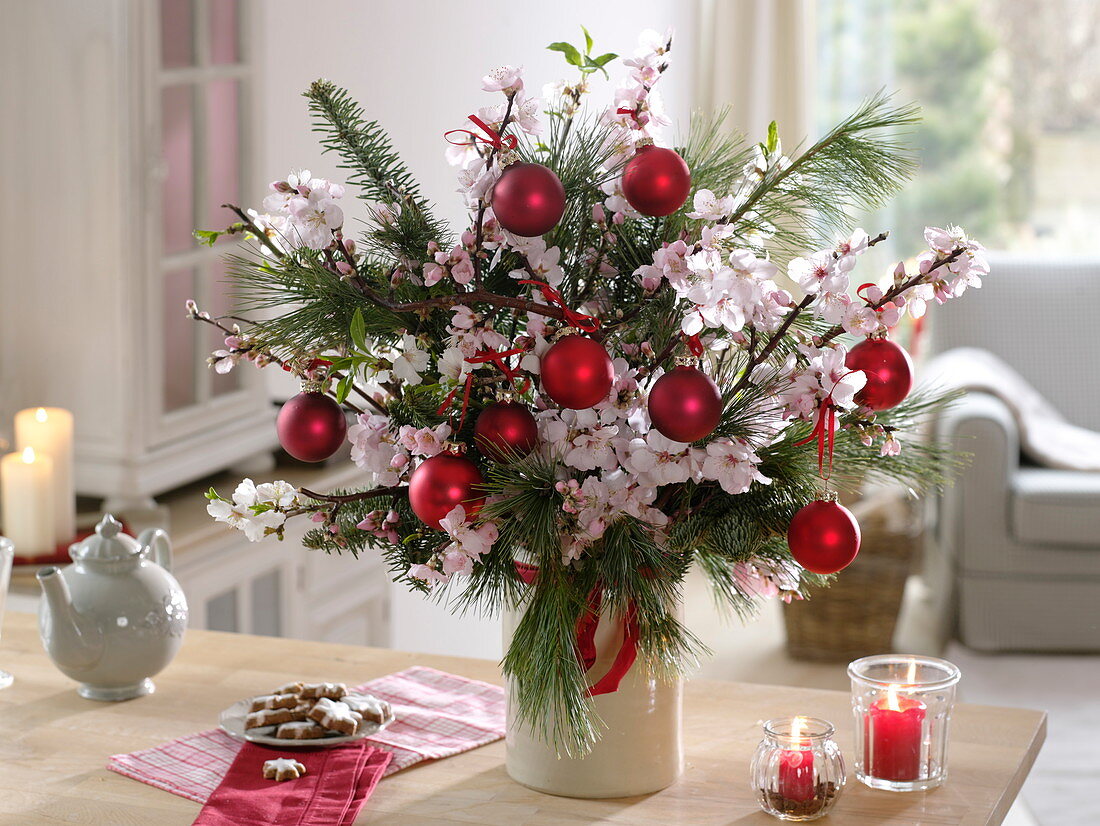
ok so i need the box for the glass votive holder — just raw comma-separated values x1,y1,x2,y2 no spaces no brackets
750,716,845,821
848,654,961,792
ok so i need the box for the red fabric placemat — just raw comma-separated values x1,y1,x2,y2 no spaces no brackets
108,666,505,803
191,741,391,826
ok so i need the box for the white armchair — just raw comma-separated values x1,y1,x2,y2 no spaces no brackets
925,253,1100,651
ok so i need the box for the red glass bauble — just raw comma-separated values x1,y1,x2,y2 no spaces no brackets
540,334,615,410
276,391,347,462
408,451,485,529
474,400,539,462
647,365,723,443
787,499,861,574
490,162,566,237
621,145,692,217
846,338,914,411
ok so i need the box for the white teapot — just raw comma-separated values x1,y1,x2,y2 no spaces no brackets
37,514,188,700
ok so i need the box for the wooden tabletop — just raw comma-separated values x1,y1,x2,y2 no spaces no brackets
0,611,1045,825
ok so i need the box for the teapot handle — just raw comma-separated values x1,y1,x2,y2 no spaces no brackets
138,528,173,572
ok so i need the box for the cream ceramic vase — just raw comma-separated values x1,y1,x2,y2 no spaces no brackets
502,598,684,798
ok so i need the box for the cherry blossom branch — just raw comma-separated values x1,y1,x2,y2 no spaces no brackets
223,204,285,259
189,310,367,415
472,92,518,288
722,232,893,396
815,246,966,347
372,288,569,323
299,485,407,504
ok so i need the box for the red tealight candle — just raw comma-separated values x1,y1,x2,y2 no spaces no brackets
777,716,816,802
865,683,926,782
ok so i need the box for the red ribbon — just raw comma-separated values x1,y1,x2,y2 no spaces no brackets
435,345,530,431
616,107,641,125
793,368,861,480
281,358,332,375
684,332,704,357
856,282,878,304
517,280,601,333
793,402,837,480
512,561,639,697
444,114,518,151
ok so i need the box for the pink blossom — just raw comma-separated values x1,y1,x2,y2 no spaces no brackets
481,65,524,94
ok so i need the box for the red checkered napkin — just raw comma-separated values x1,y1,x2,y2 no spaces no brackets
107,666,506,803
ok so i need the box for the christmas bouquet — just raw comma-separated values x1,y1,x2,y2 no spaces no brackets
194,29,986,756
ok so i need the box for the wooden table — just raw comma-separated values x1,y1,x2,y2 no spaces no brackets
0,612,1044,825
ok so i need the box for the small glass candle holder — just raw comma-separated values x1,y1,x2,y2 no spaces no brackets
750,716,845,821
849,654,961,792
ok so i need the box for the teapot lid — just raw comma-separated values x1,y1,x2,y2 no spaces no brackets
71,514,141,562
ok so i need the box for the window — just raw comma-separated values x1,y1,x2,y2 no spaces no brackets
158,0,247,412
816,0,1100,262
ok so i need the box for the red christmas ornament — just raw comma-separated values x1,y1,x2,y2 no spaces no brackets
621,144,692,217
846,338,914,411
787,497,861,575
408,447,486,530
648,363,723,443
474,399,539,462
540,333,615,410
276,388,347,463
490,162,566,237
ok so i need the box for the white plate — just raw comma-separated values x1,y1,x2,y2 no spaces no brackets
219,694,395,749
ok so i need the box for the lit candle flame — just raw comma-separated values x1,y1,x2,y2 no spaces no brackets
35,407,48,423
886,683,902,712
792,715,806,740
21,447,36,464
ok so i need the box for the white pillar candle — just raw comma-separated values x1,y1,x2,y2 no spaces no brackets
15,407,75,543
0,448,55,557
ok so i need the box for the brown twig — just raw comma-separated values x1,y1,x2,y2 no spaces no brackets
299,485,408,504
816,246,965,347
723,231,894,396
471,92,518,288
190,312,366,415
223,204,285,259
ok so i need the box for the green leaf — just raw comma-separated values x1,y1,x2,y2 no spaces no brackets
581,25,593,55
592,52,617,66
350,308,367,351
548,41,583,67
335,374,353,404
194,229,223,247
326,356,355,371
766,120,779,155
204,487,222,501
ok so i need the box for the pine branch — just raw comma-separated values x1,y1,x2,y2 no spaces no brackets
304,80,451,262
726,90,920,254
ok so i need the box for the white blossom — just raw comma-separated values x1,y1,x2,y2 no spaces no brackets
392,334,430,385
700,439,771,495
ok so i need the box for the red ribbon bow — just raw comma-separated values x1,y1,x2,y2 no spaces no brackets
517,280,601,333
435,345,530,431
793,369,861,480
513,562,639,697
444,114,518,151
793,402,838,480
683,332,704,357
616,107,641,125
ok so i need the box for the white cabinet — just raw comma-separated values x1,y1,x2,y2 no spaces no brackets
0,0,276,511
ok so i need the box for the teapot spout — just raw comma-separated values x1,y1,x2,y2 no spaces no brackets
36,567,101,671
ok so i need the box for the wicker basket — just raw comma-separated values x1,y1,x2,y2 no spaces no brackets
782,489,921,663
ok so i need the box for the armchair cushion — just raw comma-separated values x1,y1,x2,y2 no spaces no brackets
1012,468,1100,548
